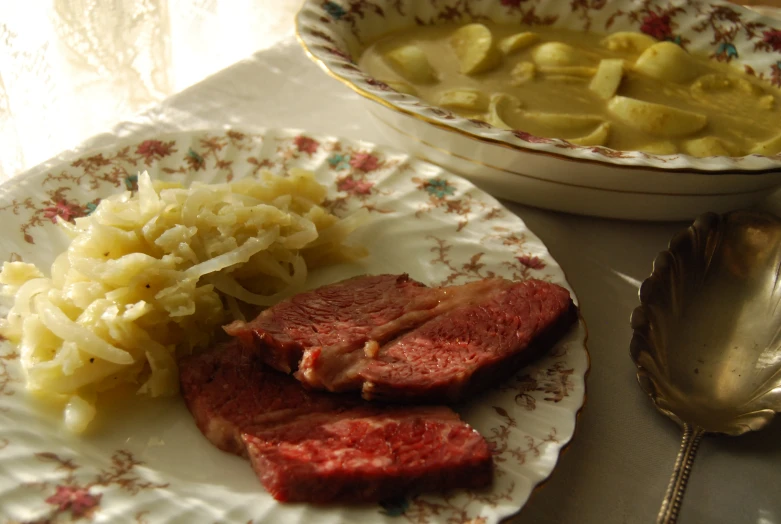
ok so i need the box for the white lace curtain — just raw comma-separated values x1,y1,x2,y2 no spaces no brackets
0,0,300,181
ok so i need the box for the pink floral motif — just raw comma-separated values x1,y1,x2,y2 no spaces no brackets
349,152,380,172
762,29,781,52
45,485,102,518
640,12,673,40
322,45,354,62
512,130,554,144
294,135,320,155
427,107,457,120
337,176,374,195
322,144,397,215
772,62,781,88
0,346,19,397
42,200,83,223
71,153,113,174
516,255,546,270
366,78,392,90
467,118,494,129
309,28,336,44
135,140,177,165
588,146,634,159
18,450,169,522
248,156,276,175
414,179,501,233
190,149,209,171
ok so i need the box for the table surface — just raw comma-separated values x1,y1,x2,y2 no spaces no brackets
10,9,781,524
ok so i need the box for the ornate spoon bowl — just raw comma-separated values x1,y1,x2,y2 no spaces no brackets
630,210,781,523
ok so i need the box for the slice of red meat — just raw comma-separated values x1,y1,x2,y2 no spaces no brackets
359,278,577,401
224,274,433,374
179,342,493,504
226,274,577,403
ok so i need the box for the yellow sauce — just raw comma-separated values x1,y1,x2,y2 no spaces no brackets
359,23,781,156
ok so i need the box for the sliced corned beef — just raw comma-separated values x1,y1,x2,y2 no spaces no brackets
226,274,577,402
179,342,493,504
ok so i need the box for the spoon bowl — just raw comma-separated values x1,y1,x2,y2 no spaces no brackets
630,210,781,522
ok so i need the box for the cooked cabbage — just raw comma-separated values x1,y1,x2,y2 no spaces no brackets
0,169,367,432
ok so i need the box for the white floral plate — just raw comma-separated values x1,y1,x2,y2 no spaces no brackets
0,129,589,524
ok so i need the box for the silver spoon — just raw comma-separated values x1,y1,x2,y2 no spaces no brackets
630,210,781,524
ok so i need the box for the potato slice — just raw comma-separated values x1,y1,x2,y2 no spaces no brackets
690,73,771,110
498,32,539,55
601,32,657,54
692,73,733,93
569,122,611,146
691,73,761,96
683,136,742,157
751,133,781,156
437,89,488,111
589,59,625,100
383,45,437,84
487,93,523,129
638,141,678,155
510,62,536,86
532,42,587,67
383,81,417,96
538,66,597,77
523,112,603,132
634,42,698,84
450,24,501,75
607,96,707,137
546,75,590,84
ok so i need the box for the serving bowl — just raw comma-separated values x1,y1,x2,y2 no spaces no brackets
296,0,781,221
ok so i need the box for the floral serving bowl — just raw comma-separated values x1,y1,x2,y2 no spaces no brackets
296,0,781,221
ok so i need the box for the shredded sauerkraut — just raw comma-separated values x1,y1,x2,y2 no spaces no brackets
0,169,367,432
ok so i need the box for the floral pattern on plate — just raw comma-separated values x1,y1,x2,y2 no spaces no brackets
0,129,588,524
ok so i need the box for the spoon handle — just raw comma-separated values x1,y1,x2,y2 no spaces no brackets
657,424,705,524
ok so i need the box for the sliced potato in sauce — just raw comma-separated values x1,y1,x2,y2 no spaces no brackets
487,93,523,129
589,58,625,100
437,88,489,111
607,96,707,137
634,42,698,84
538,66,597,77
450,24,502,75
510,61,536,86
683,136,742,157
360,23,781,157
532,42,589,67
383,81,417,95
569,122,611,146
600,32,657,54
637,141,678,155
691,73,761,96
546,75,590,84
523,112,603,132
690,73,772,111
751,133,781,156
384,45,437,84
499,32,539,55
